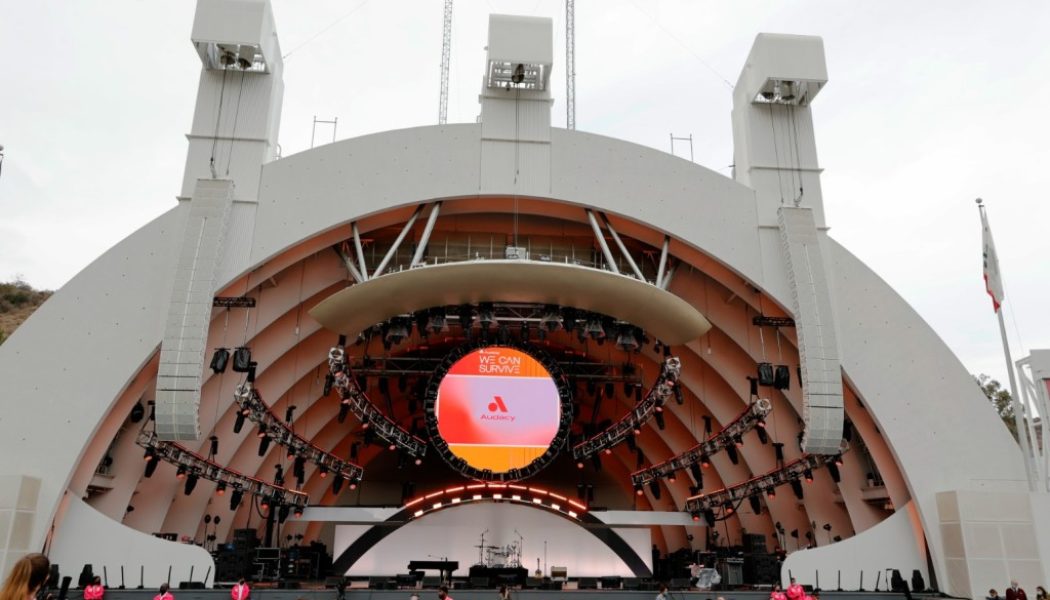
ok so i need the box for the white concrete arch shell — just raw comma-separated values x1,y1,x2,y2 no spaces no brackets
0,1,1045,595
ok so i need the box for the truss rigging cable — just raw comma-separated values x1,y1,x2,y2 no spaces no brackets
209,66,230,178
225,70,247,176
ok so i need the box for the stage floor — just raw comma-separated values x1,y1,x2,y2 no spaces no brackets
101,590,937,600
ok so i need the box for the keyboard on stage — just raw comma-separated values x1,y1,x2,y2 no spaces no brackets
408,560,459,574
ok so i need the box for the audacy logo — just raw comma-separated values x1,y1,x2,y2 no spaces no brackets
481,395,515,422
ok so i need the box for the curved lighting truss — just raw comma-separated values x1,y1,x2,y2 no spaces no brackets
136,429,308,510
327,338,428,458
233,378,364,484
572,356,682,461
631,398,773,486
424,340,574,482
402,482,588,521
683,443,848,516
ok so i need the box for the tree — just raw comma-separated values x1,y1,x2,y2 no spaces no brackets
975,374,1018,441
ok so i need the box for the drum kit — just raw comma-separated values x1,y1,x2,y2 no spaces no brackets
474,532,522,567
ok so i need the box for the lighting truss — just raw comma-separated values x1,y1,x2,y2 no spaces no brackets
631,398,773,486
327,341,427,458
751,316,796,328
136,429,307,510
402,483,587,520
572,356,681,460
683,443,848,515
233,380,364,483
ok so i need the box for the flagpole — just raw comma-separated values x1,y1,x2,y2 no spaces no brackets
979,199,1036,490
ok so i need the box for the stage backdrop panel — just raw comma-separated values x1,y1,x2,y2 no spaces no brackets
335,502,651,577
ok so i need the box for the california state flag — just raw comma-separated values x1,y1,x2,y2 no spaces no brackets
980,205,1005,313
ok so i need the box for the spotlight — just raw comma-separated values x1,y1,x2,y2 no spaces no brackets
648,481,661,499
691,511,701,522
210,348,230,373
348,478,360,490
827,462,841,483
790,479,804,500
144,456,159,478
229,489,243,510
332,474,344,495
511,63,525,84
426,309,449,334
319,466,329,479
385,319,410,344
749,494,761,515
388,443,397,452
561,307,578,331
667,473,676,483
654,411,665,430
604,381,615,399
294,507,303,519
260,498,270,511
337,403,350,423
591,454,602,471
278,504,290,524
256,424,268,438
285,405,296,423
615,326,639,351
673,384,684,405
726,444,739,465
540,305,562,331
184,473,199,495
176,465,187,480
756,425,769,445
626,435,637,453
257,436,270,456
689,464,703,486
414,457,423,466
773,443,785,462
723,500,734,515
703,509,716,527
804,469,814,483
766,487,776,500
216,482,227,496
834,454,844,466
634,484,643,496
323,373,334,397
734,434,744,448
584,316,604,340
700,453,711,468
576,461,585,470
130,403,146,423
143,447,156,462
210,436,219,457
478,303,496,329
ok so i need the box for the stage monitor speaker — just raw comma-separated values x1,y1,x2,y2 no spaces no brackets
600,576,622,590
178,582,205,590
911,570,925,592
57,576,72,600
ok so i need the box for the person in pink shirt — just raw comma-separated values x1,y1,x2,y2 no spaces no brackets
786,577,805,600
154,583,174,600
230,579,250,600
770,583,787,600
437,586,453,600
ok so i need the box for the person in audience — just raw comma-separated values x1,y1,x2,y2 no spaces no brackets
0,553,51,600
230,578,249,600
437,585,452,600
989,589,1002,600
1007,581,1028,600
1034,586,1047,600
496,585,510,600
786,577,805,600
770,583,787,600
154,583,174,600
84,577,104,600
655,582,669,600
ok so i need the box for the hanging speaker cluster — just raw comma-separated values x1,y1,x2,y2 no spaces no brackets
209,346,253,374
756,362,792,390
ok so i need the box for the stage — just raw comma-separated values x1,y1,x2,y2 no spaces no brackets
98,590,934,600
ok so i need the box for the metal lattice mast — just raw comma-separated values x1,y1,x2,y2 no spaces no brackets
438,0,453,125
565,0,576,129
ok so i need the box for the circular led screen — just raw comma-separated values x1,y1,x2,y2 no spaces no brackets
427,344,569,480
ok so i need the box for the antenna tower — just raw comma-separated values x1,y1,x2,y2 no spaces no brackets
438,0,453,125
565,0,576,129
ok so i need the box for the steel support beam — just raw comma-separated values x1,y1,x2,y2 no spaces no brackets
586,209,619,274
410,202,442,267
601,213,645,280
373,205,423,278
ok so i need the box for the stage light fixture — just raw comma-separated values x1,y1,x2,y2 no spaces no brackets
626,435,637,453
834,454,844,466
654,411,665,430
756,425,769,444
590,454,602,471
723,500,734,515
427,309,449,334
285,405,297,423
257,436,270,456
184,473,199,495
748,377,759,397
130,402,145,423
766,487,775,500
256,424,267,438
294,507,303,519
734,434,744,447
274,464,285,485
704,509,716,527
648,481,661,499
209,348,230,373
790,479,804,500
209,436,219,457
804,468,814,483
348,478,359,490
702,415,712,436
232,347,252,372
667,473,676,483
216,482,227,495
634,484,643,496
827,463,841,483
615,327,639,351
673,384,684,405
144,447,156,462
337,403,350,423
144,457,159,478
477,303,496,329
689,464,703,487
726,444,739,465
229,489,243,510
691,510,701,522
176,465,187,480
332,474,344,494
701,453,711,468
773,443,785,462
319,465,329,479
584,316,604,340
749,494,761,515
278,504,291,524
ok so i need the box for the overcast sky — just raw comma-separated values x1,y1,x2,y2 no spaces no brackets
1,0,1047,386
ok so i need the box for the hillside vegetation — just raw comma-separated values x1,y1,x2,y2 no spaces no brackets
0,280,52,345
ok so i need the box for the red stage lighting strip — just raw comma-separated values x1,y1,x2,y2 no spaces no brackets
400,484,587,520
